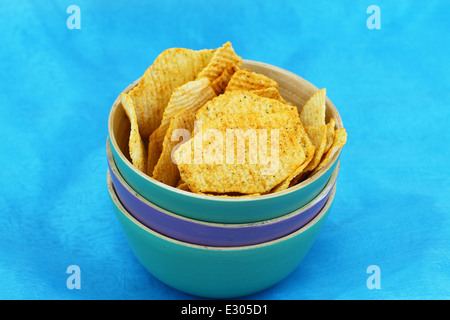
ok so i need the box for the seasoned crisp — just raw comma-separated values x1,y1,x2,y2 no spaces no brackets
174,112,305,194
120,93,147,173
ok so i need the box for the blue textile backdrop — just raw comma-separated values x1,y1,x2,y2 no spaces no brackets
0,0,449,300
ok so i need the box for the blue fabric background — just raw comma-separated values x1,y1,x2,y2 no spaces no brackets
0,0,449,300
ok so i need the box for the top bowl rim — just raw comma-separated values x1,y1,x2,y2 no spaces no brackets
108,59,343,201
108,170,336,251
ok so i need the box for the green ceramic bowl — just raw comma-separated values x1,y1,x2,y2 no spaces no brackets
108,60,343,223
107,171,336,299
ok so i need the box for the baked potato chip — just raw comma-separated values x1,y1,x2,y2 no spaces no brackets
271,123,316,192
251,87,288,104
176,182,191,192
312,128,347,174
196,42,242,83
325,117,336,153
146,133,162,176
210,65,239,95
152,109,196,187
151,78,216,151
118,43,347,196
120,93,147,173
304,125,328,172
196,90,298,124
300,88,326,127
127,47,215,138
174,112,305,194
225,68,279,92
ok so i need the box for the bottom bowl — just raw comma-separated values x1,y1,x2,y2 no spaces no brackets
107,172,336,299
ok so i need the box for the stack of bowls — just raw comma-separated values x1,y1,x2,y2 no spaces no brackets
106,60,344,298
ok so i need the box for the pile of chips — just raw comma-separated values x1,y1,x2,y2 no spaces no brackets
120,42,347,197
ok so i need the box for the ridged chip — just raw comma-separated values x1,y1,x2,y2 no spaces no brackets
118,43,347,195
125,47,215,138
210,65,239,95
312,128,347,175
146,133,162,176
304,125,328,172
152,109,196,187
174,112,305,194
225,68,279,92
176,182,191,192
324,117,336,153
271,123,316,192
195,90,298,124
196,42,242,83
300,88,326,127
149,77,216,162
120,93,147,173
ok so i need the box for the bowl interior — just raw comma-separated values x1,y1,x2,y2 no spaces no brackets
108,59,343,194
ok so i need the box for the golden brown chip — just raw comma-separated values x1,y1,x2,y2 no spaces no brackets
195,90,298,124
176,182,191,192
304,125,328,172
271,123,315,192
312,128,347,174
324,117,336,153
299,123,317,165
196,42,242,83
271,158,309,193
126,47,215,138
197,192,261,198
225,68,279,92
151,78,216,152
146,133,162,176
152,109,196,187
250,87,288,104
300,88,326,127
119,43,347,193
120,93,147,173
210,65,239,95
174,112,305,194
